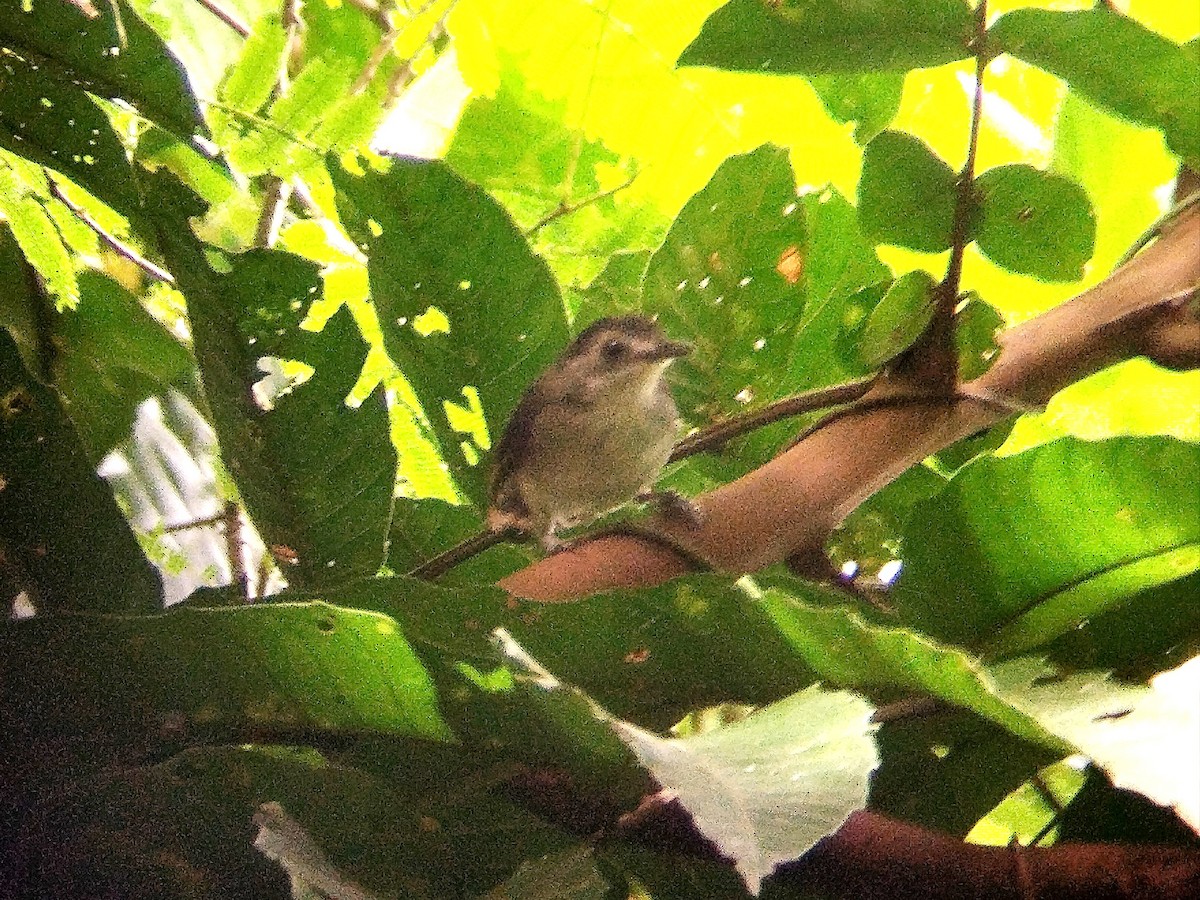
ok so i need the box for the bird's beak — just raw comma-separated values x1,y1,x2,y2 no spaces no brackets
645,338,692,362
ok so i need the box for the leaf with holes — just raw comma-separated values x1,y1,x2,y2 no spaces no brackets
333,158,568,515
678,0,973,75
974,165,1096,282
0,0,203,140
641,145,807,471
149,176,395,588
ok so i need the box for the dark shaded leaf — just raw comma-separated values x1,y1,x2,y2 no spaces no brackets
974,164,1095,282
0,325,162,613
149,177,395,587
0,0,204,140
0,47,141,218
990,8,1200,165
859,130,958,252
678,0,973,75
0,601,452,784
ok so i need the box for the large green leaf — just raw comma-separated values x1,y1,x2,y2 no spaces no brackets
759,587,1065,751
150,178,396,588
990,7,1200,165
0,0,204,140
678,0,973,75
0,325,162,613
496,629,877,896
641,145,808,470
301,573,817,733
333,158,568,511
973,164,1095,283
858,130,958,252
0,601,451,781
891,437,1200,655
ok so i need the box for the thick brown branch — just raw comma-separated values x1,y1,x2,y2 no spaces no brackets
498,207,1200,601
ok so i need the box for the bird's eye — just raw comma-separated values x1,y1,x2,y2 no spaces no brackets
600,339,627,361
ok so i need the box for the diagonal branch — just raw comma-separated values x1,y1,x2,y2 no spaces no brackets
498,205,1200,601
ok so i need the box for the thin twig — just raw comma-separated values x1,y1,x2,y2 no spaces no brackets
253,175,290,249
341,0,392,32
669,376,879,461
525,170,639,235
351,0,446,96
407,527,522,580
912,0,988,392
46,174,175,284
1115,189,1200,269
192,0,251,37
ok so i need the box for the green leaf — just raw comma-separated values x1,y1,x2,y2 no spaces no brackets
0,48,142,218
482,845,611,900
891,437,1200,655
0,163,78,310
856,269,938,368
219,16,288,116
150,180,396,588
678,0,973,75
808,73,904,144
0,0,204,140
990,656,1200,834
966,758,1088,847
954,292,1003,381
51,272,194,459
0,327,162,613
0,601,452,777
760,588,1065,750
989,8,1200,165
314,574,817,733
494,628,878,895
333,158,568,513
641,145,807,465
973,164,1096,282
858,130,958,252
446,65,666,287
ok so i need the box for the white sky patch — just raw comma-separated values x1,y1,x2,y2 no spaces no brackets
957,71,1053,164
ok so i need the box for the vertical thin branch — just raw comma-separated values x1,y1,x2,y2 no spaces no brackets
901,0,989,391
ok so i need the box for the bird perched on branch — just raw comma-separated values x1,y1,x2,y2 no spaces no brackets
488,315,693,552
409,315,692,578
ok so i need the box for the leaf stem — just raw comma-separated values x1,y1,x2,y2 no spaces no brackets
46,173,175,284
525,170,639,235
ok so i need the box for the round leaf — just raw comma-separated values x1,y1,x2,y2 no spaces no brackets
858,270,938,368
859,131,958,252
974,164,1096,282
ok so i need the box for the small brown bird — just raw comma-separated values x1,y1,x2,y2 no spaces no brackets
486,315,692,551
